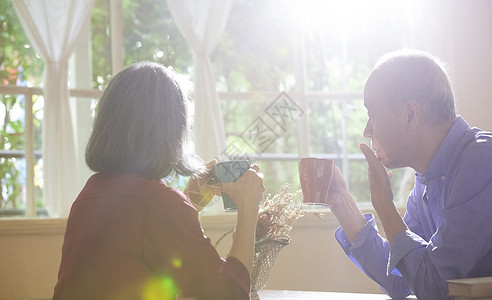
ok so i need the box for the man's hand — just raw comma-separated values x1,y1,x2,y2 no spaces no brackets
325,164,350,208
359,143,407,243
358,143,394,210
328,164,367,244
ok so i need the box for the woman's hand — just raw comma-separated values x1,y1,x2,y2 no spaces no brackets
216,164,265,215
183,160,217,211
220,164,265,273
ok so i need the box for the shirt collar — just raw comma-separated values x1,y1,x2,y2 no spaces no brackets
416,116,470,185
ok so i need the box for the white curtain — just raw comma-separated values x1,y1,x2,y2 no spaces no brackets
167,0,231,161
13,0,96,217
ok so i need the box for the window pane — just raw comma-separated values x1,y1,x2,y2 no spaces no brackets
308,98,367,154
91,0,112,89
0,156,23,212
122,0,191,73
0,1,44,87
0,92,44,216
213,0,295,92
256,160,301,199
302,0,416,92
92,0,191,89
346,99,369,151
309,99,345,154
0,155,45,217
348,159,370,203
0,1,46,217
220,91,302,161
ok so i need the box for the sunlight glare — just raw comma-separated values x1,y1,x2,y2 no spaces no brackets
294,0,409,38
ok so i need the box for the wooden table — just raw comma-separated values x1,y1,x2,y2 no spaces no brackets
258,290,418,299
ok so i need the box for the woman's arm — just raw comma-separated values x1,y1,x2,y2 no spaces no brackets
219,165,265,273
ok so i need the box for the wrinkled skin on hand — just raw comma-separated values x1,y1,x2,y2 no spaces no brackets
325,165,350,208
220,164,265,213
359,143,394,210
184,160,217,211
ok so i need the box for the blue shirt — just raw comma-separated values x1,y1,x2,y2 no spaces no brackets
335,116,492,300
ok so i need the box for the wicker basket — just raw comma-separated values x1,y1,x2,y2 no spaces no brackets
214,229,290,300
250,236,290,300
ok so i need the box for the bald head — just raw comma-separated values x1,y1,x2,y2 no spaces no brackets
365,50,456,126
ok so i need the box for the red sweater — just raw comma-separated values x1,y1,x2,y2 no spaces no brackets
53,172,251,300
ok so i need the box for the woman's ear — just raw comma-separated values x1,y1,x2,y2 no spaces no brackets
404,99,420,129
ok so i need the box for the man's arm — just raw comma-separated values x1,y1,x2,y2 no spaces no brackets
358,143,407,243
328,159,413,299
393,143,492,299
328,165,366,243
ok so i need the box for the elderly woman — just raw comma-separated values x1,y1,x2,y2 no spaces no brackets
53,62,264,300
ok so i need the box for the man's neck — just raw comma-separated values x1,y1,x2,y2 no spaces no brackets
412,120,455,174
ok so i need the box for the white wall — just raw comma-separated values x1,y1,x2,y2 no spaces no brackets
0,219,66,300
448,0,492,131
410,0,492,132
202,211,384,293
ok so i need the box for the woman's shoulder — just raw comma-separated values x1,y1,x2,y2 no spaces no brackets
145,177,197,215
78,172,197,217
80,172,186,201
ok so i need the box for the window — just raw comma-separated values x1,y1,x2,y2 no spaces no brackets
0,1,44,216
1,0,419,217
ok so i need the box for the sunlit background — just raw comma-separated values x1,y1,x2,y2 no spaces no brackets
1,0,491,216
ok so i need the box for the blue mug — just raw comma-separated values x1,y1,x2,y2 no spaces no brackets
208,160,251,210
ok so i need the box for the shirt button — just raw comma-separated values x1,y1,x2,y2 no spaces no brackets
441,176,446,180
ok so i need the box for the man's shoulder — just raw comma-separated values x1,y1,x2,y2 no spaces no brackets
451,128,492,178
459,127,492,153
443,127,492,179
472,128,492,143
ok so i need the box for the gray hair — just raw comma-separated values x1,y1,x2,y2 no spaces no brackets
86,61,204,179
366,49,456,125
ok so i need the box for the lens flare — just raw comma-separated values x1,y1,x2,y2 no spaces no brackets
143,275,180,300
171,257,182,269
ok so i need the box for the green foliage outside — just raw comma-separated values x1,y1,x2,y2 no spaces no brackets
0,1,44,213
91,0,192,91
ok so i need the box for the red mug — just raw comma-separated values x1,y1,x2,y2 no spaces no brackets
298,157,335,207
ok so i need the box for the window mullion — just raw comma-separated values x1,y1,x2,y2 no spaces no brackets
110,0,124,75
25,91,36,218
293,12,310,158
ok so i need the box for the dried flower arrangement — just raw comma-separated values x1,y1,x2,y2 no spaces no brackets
255,183,305,242
251,184,323,298
215,183,323,246
214,183,323,298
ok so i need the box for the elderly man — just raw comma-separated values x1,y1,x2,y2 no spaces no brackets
328,50,492,300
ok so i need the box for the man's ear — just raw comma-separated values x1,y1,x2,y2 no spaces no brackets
403,99,420,129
